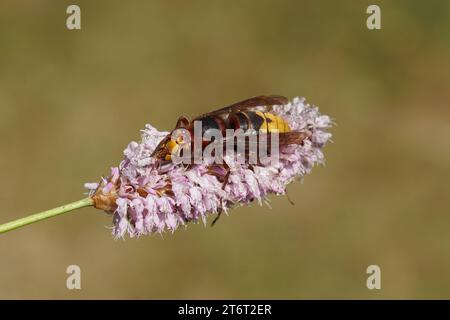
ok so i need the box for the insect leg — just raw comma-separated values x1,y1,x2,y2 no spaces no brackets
285,189,295,205
221,167,231,189
211,208,222,227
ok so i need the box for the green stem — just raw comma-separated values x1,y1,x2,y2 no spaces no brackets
0,197,94,234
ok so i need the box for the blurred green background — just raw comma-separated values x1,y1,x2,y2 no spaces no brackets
0,0,449,299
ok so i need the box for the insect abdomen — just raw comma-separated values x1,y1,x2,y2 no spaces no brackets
254,111,291,133
225,111,291,133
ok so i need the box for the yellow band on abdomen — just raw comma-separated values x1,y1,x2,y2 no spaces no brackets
256,112,291,133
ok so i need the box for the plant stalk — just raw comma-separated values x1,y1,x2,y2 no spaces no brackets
0,197,94,234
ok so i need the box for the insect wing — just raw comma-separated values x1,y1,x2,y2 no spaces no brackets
193,95,288,121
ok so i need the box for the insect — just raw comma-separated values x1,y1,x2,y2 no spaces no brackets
151,95,312,226
151,95,310,164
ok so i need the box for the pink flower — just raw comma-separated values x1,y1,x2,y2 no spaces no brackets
88,97,332,238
